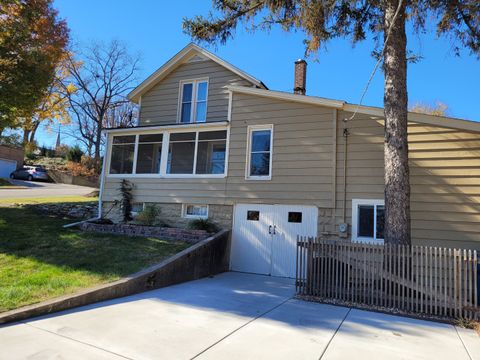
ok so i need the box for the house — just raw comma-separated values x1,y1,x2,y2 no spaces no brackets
99,43,480,278
0,145,24,178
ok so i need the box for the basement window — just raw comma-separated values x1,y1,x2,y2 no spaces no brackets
352,199,385,243
183,204,209,219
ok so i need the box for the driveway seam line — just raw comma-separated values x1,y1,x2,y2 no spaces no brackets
318,307,352,360
190,295,294,360
23,322,134,360
454,325,474,360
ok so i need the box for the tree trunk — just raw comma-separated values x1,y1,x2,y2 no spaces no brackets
22,129,31,145
29,122,40,143
383,0,411,245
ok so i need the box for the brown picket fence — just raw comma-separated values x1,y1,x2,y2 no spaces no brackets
296,237,478,320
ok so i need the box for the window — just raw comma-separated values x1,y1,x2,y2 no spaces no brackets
288,212,303,223
179,79,208,123
352,199,385,243
247,210,260,221
167,132,196,174
110,135,136,174
196,131,227,174
107,129,227,178
183,204,208,219
135,134,163,174
246,125,273,179
131,203,144,215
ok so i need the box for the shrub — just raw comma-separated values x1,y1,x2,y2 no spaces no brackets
119,179,133,223
187,218,218,233
55,144,69,158
66,161,96,177
134,204,162,226
66,145,84,162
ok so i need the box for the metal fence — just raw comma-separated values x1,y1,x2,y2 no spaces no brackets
296,237,478,320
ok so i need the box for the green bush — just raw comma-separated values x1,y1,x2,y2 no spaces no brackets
66,145,84,163
187,218,218,233
134,204,162,226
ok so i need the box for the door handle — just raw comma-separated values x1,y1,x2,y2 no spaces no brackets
273,225,277,235
268,225,272,234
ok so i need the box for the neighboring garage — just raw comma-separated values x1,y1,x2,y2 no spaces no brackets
230,204,318,278
0,145,23,178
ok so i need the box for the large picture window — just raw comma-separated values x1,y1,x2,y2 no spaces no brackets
196,131,227,174
352,199,385,243
108,129,227,178
179,79,208,123
246,125,273,179
110,135,135,174
167,132,196,174
135,134,163,174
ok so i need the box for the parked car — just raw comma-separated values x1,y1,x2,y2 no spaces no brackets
10,165,49,181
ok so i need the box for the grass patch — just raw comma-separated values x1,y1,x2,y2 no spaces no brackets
0,195,97,206
0,206,190,312
0,178,13,187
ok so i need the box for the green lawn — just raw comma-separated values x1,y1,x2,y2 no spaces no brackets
0,204,190,312
0,178,14,187
0,195,97,205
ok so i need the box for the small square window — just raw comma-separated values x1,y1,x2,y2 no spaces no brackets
288,212,302,223
247,210,260,221
183,204,208,219
131,203,144,215
352,199,385,243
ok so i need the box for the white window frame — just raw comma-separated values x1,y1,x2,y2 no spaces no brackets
106,124,229,179
182,204,209,219
177,78,209,124
131,202,145,216
351,199,385,244
245,124,273,180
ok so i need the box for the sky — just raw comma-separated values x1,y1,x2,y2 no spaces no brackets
36,0,480,147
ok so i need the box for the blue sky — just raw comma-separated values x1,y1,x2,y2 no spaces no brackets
36,0,480,147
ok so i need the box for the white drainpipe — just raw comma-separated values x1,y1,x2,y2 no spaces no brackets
63,131,109,228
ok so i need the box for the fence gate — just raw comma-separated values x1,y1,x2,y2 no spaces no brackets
296,237,478,320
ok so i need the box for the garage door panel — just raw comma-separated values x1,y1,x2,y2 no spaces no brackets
271,205,318,278
0,158,17,178
231,203,318,278
230,204,273,275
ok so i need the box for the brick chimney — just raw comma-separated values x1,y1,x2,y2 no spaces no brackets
294,59,307,95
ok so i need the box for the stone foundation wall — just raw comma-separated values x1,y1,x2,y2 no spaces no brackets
101,201,233,230
81,222,210,243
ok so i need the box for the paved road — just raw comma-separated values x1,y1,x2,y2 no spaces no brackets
0,180,97,199
1,272,478,360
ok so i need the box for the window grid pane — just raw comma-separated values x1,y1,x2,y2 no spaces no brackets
357,205,374,238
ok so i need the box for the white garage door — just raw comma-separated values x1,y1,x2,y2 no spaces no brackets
230,204,318,278
0,158,17,178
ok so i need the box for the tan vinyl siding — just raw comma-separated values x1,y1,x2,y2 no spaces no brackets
335,111,480,250
139,59,251,126
225,93,335,207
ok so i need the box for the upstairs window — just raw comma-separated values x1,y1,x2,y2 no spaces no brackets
179,79,208,123
246,125,273,180
110,135,136,174
352,199,385,243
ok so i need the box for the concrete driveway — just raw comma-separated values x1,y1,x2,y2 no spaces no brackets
0,179,96,199
1,272,478,360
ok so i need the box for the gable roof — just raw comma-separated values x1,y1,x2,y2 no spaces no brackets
128,43,267,103
227,85,480,133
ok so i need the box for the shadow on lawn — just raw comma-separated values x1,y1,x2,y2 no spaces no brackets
0,206,189,278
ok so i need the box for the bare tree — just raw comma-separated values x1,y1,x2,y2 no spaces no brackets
61,40,139,162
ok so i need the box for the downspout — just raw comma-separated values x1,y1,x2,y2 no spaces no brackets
331,109,337,233
63,130,109,228
342,123,349,224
